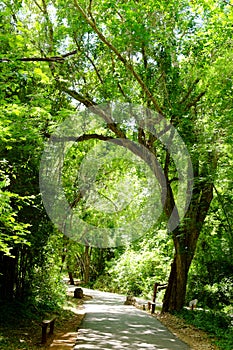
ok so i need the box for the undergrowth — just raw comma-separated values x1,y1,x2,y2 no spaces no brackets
0,300,56,349
175,309,233,350
0,293,82,350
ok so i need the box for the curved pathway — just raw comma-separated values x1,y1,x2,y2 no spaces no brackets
74,288,190,350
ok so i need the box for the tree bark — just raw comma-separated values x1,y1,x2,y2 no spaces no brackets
68,270,74,285
0,251,17,301
162,234,197,312
162,175,215,312
83,246,91,284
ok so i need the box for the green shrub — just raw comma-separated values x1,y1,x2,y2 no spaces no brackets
187,276,233,311
94,249,170,298
176,309,233,350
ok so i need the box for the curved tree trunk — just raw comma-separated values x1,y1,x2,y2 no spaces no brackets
162,236,197,312
162,163,216,312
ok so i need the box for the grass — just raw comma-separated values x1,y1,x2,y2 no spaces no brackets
175,308,233,350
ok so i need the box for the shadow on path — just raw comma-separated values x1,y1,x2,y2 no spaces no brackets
74,288,190,350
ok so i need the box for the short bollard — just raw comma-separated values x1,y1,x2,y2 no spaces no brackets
41,317,56,343
148,301,156,314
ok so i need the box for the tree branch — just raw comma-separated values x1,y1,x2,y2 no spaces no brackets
74,37,104,85
62,50,78,58
213,184,233,235
222,0,233,7
138,127,146,145
61,86,96,107
110,53,130,101
73,0,164,115
47,133,115,143
179,78,200,105
60,86,127,138
0,50,78,63
184,91,206,111
197,151,218,225
32,0,44,13
97,191,119,212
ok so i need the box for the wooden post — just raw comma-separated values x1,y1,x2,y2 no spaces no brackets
153,282,159,303
41,323,48,344
49,319,55,335
151,303,156,314
151,282,167,314
41,317,56,343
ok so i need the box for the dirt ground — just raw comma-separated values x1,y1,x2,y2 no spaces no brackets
43,312,84,349
155,312,219,350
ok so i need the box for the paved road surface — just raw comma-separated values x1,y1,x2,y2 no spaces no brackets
73,288,190,350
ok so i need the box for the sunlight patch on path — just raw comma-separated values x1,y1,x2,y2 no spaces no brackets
49,332,77,349
74,288,190,350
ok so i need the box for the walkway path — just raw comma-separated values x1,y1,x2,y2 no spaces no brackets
74,288,190,350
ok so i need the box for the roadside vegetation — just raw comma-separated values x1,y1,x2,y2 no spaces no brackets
175,309,233,350
0,0,232,348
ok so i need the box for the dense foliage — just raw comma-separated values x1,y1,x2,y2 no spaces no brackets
176,309,233,350
0,3,232,347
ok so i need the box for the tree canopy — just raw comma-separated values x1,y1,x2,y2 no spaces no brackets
0,0,232,318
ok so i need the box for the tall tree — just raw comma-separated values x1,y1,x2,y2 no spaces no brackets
0,1,72,301
2,0,232,311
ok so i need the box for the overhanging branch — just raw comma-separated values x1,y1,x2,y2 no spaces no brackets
61,86,126,138
47,133,115,142
0,50,78,63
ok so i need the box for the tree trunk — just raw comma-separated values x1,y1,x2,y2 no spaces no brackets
0,251,17,301
83,246,91,284
161,146,216,313
15,248,28,301
162,250,194,312
68,269,74,285
162,219,213,313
